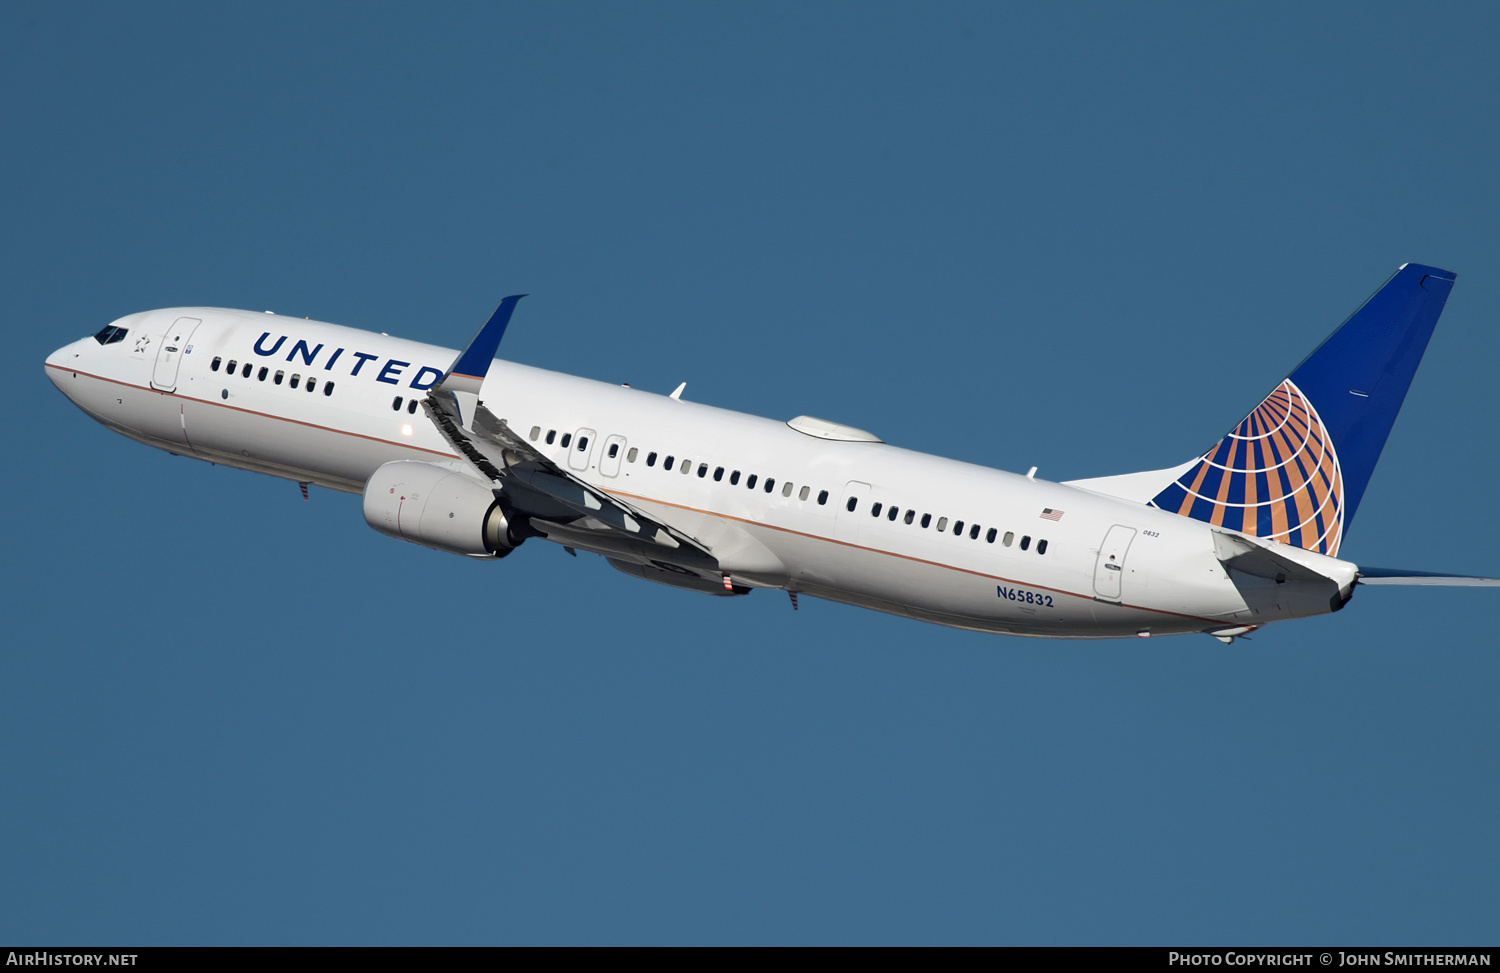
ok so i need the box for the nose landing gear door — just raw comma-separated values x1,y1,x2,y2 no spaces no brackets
1093,525,1137,602
150,316,202,392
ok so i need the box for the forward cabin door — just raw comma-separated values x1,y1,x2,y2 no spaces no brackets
1093,525,1137,602
150,316,201,392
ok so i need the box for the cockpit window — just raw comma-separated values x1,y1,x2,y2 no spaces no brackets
92,326,128,345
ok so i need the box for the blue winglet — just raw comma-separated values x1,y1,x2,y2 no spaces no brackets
440,294,527,395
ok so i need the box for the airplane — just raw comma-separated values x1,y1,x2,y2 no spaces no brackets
43,263,1498,642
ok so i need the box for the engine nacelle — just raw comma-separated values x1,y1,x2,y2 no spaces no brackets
362,461,521,558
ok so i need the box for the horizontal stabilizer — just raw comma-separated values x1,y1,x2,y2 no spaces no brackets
1212,529,1337,584
1356,566,1500,586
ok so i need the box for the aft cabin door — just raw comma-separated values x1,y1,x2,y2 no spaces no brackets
1093,525,1137,602
150,317,201,392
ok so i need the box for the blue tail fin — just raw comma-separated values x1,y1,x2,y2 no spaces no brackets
1147,264,1456,555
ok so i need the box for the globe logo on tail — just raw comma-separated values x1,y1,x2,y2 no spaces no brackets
1149,379,1345,556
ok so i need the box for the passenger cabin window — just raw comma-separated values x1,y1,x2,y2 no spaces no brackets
680,459,692,475
697,463,707,478
392,397,403,411
986,528,997,543
817,489,827,505
714,467,724,481
305,378,317,393
1003,531,1014,547
904,510,915,525
764,478,775,493
1037,539,1049,555
800,486,811,501
870,502,883,518
530,426,541,441
258,366,268,381
407,399,418,414
290,374,300,389
560,433,572,448
1020,535,1031,551
608,443,619,459
969,523,981,539
846,496,858,512
227,360,237,374
627,447,638,463
936,517,948,531
782,482,794,498
241,363,252,378
546,430,557,445
921,513,931,528
646,452,657,466
577,436,589,452
211,357,221,372
888,506,899,521
746,474,758,489
274,370,284,385
664,455,674,471
731,471,741,485
324,382,335,396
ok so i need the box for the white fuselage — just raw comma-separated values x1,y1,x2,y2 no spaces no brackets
45,307,1361,639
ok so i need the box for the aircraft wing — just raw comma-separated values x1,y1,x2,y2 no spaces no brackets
422,390,714,560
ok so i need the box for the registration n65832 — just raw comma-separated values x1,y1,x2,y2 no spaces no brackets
996,585,1053,607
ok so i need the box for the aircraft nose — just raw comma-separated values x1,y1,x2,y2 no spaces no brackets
45,337,88,392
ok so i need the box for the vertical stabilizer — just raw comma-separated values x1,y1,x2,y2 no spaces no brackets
1071,264,1456,555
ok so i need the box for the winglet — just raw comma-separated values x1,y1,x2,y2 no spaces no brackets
437,295,527,396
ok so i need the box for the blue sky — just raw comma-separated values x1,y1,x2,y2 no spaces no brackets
3,1,1498,944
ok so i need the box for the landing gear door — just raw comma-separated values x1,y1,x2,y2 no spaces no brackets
1093,525,1137,602
151,316,201,392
